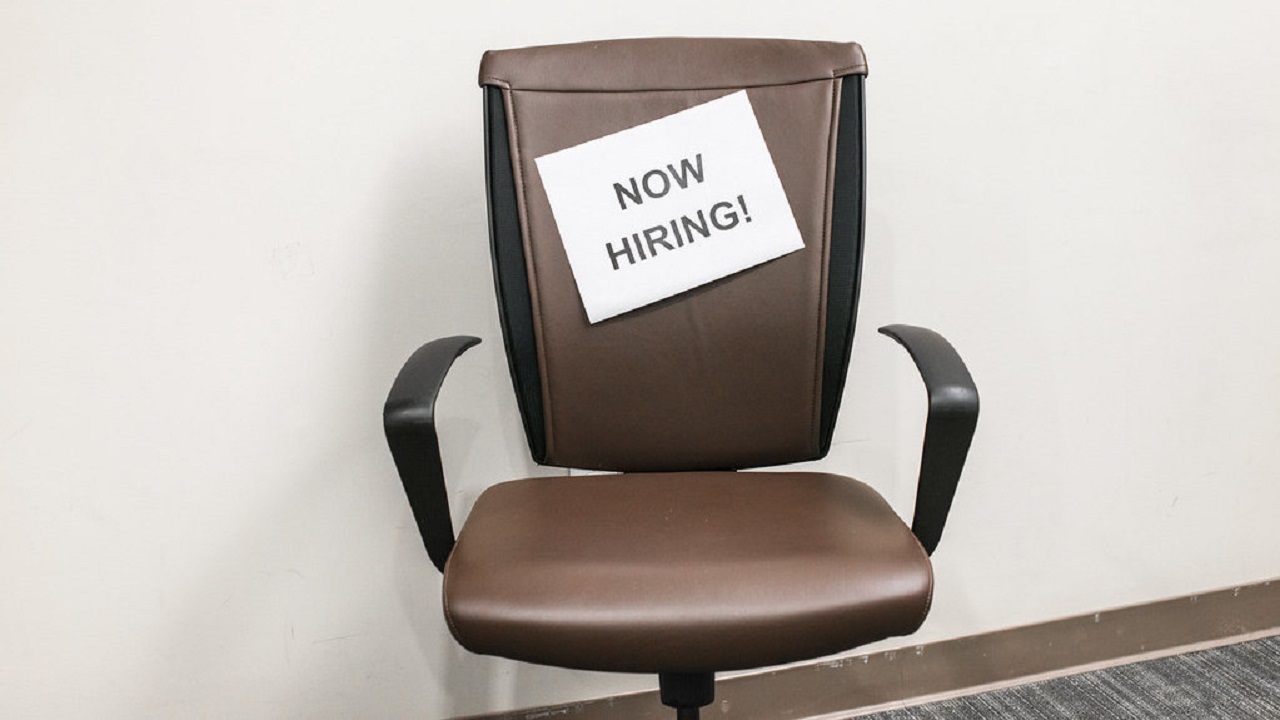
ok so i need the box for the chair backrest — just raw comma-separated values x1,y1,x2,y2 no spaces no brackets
480,38,868,472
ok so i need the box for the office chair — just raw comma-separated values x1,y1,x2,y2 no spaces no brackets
384,38,979,719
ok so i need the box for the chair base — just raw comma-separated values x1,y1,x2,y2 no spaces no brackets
660,672,715,718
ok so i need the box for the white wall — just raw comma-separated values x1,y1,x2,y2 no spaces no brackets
3,1,1278,717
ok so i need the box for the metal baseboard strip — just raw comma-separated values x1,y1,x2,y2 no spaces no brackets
460,578,1280,720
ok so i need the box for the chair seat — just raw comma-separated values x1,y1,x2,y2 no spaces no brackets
443,471,932,673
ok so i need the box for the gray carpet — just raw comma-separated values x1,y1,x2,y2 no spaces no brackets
861,634,1280,719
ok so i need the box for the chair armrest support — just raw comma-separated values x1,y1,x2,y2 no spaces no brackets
384,335,482,572
878,325,979,555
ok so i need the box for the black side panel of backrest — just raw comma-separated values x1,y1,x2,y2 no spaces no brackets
483,87,546,462
819,75,867,454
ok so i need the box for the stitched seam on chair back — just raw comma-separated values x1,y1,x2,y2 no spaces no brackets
509,82,839,471
501,87,561,461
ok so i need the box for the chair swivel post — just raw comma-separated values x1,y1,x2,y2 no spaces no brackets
660,672,715,719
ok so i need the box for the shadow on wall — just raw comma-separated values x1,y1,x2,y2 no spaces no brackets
367,142,561,714
145,142,544,716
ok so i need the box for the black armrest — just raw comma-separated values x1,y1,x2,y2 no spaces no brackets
384,335,482,572
878,325,979,555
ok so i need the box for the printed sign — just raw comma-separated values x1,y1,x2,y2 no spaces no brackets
534,91,804,323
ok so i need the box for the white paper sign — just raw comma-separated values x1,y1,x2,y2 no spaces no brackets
534,91,804,323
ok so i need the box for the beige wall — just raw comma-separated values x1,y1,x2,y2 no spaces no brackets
3,1,1279,717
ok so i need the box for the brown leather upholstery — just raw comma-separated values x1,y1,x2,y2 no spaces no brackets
444,472,931,673
482,39,867,471
479,37,866,91
444,38,935,682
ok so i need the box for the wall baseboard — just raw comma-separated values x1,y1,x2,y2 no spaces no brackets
460,579,1280,720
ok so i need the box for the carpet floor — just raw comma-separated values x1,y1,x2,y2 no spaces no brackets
860,634,1280,719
